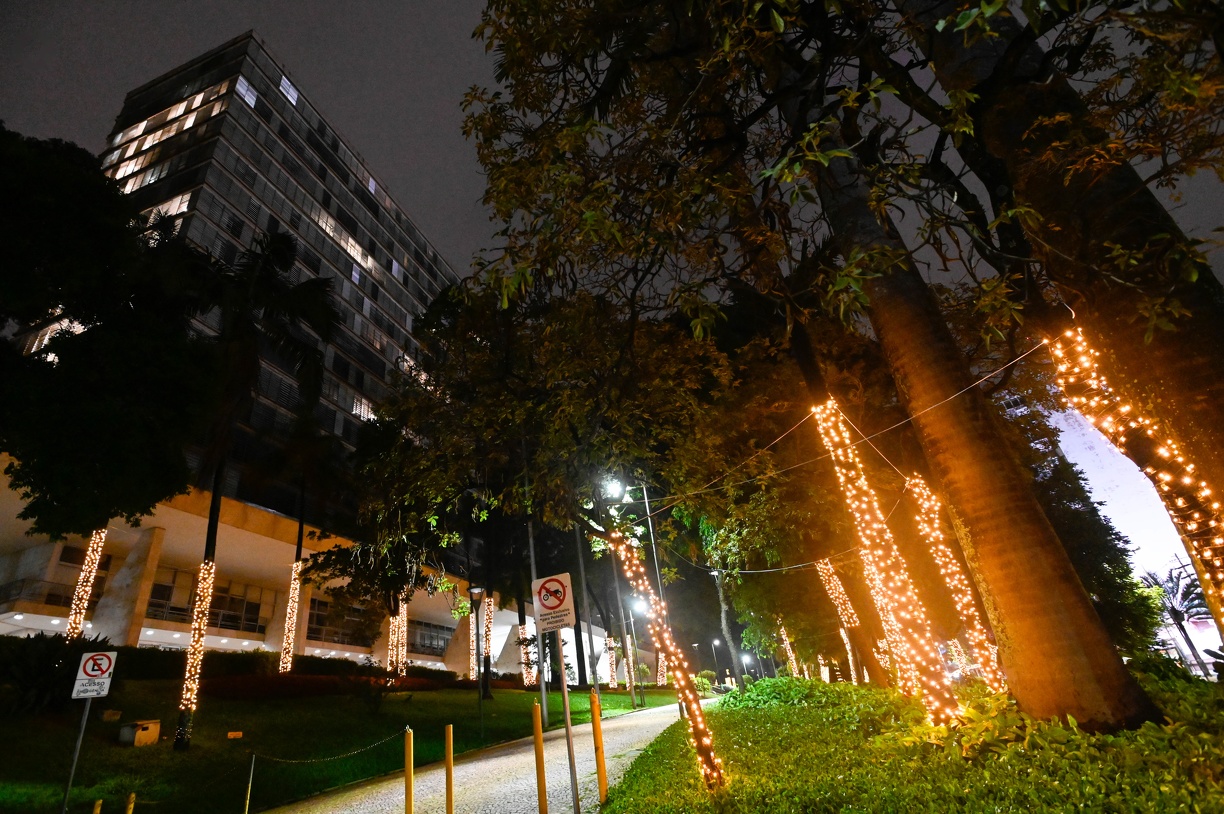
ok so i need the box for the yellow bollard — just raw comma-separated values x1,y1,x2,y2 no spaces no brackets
125,792,135,814
590,690,608,802
92,801,102,814
532,700,548,814
444,724,454,814
404,728,414,814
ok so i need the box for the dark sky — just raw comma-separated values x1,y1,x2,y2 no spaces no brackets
0,1,495,276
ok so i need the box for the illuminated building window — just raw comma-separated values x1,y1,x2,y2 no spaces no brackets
279,75,299,105
236,75,258,108
352,395,375,421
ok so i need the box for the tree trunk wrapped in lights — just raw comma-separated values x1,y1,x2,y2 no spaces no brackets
483,596,494,657
947,639,970,669
519,624,538,686
388,589,410,676
609,531,725,788
1051,329,1224,637
278,560,304,673
174,559,216,749
813,400,959,723
814,558,891,686
657,654,667,685
468,607,478,679
65,528,106,639
839,628,860,685
779,622,799,676
607,639,618,689
908,476,1007,692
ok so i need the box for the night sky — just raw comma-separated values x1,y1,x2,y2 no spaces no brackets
0,1,495,276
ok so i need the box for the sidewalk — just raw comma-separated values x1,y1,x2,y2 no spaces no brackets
266,701,686,813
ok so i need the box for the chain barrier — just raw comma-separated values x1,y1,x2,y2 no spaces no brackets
253,724,410,764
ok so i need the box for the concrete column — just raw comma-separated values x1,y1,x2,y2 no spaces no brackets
294,581,314,655
442,613,473,676
262,565,296,654
374,613,393,667
91,527,163,646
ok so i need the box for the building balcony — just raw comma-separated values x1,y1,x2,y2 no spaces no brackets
0,578,98,614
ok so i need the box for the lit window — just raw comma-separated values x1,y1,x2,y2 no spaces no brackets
279,75,299,105
145,191,192,222
236,75,258,108
352,395,375,421
351,265,361,285
367,177,377,194
392,259,402,281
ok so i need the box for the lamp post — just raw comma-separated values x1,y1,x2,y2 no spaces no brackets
711,639,723,686
470,586,485,744
741,652,754,679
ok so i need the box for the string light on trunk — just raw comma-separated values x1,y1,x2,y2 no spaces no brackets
175,559,216,743
907,475,1006,692
278,560,303,673
1051,328,1224,621
609,531,726,788
812,399,959,724
66,528,106,639
519,624,538,686
779,622,799,676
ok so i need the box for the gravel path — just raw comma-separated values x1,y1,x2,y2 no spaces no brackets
266,701,685,814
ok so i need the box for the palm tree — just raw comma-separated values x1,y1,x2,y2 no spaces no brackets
1144,568,1212,676
173,230,338,750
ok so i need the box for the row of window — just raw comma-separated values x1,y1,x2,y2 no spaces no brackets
107,77,233,154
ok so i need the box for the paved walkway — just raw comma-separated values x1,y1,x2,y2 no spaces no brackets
266,701,685,814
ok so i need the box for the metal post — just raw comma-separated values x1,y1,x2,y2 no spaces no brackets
532,700,548,814
610,559,636,707
445,724,454,814
404,728,414,814
524,439,549,726
710,642,722,685
528,519,549,727
243,753,255,814
573,526,601,705
60,696,91,814
557,631,582,813
590,690,608,802
640,485,667,624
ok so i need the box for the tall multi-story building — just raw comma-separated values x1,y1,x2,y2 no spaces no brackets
100,30,459,519
0,32,623,681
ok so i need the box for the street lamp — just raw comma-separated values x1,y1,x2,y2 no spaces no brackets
740,652,755,679
711,639,723,684
470,586,485,743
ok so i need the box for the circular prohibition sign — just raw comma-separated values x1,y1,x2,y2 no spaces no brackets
537,578,567,610
82,653,113,678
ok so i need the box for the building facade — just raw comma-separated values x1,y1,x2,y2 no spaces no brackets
0,33,633,683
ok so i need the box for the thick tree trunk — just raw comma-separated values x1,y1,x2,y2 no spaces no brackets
809,125,1157,729
898,0,1224,630
713,571,747,691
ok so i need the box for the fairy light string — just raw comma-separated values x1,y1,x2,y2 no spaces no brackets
812,399,959,724
483,596,494,657
66,528,107,639
278,560,304,673
176,559,216,742
907,475,1007,692
839,627,860,685
779,622,800,676
607,639,619,689
1051,328,1224,625
609,530,726,788
519,624,538,686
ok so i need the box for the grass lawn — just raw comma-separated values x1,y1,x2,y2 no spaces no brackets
4,680,676,813
603,675,1224,813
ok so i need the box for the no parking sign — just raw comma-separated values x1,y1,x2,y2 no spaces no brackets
72,651,117,699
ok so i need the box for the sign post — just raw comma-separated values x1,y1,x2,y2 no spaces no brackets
532,573,581,813
61,651,116,814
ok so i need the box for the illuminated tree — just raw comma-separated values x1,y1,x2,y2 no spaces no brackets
173,232,338,750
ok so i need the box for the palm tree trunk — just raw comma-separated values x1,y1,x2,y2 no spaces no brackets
808,124,1157,729
173,458,227,750
1174,617,1211,677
